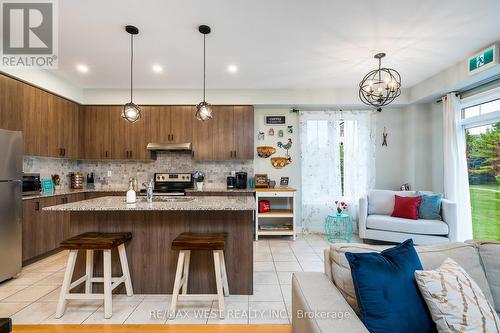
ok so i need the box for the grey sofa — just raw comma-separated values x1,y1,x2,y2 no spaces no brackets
359,190,458,245
292,241,500,333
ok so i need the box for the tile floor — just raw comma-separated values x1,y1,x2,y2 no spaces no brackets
0,233,357,324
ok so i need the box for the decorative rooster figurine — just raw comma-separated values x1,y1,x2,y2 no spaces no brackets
277,138,293,161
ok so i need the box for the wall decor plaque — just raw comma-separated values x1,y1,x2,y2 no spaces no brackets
265,115,286,125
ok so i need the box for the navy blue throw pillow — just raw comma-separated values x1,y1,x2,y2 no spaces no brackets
345,239,436,333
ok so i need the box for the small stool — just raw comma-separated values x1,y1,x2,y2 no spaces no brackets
169,232,229,319
56,232,133,319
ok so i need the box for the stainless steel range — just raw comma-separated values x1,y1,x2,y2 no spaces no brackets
151,173,193,196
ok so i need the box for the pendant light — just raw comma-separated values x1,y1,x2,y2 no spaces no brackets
122,25,141,123
358,53,401,112
195,25,213,121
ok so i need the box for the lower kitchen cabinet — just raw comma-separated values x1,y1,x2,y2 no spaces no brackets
22,192,85,264
22,196,58,263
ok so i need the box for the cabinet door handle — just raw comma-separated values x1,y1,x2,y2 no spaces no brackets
62,148,66,156
171,134,174,141
35,202,40,211
129,151,132,158
234,150,237,158
59,148,63,156
105,150,108,158
168,134,171,141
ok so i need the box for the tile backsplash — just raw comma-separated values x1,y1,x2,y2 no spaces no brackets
23,152,253,189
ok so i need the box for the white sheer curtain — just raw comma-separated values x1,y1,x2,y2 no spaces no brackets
343,111,376,226
300,110,376,233
300,111,342,232
443,93,473,241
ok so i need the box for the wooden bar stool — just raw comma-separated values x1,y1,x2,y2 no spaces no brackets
169,232,229,319
56,232,133,319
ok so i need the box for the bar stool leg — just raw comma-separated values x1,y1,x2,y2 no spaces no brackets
182,250,191,295
169,250,185,319
103,249,112,319
56,250,78,318
118,244,134,296
218,250,230,296
212,250,225,319
85,250,93,294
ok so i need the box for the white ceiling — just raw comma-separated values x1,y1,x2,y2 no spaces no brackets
53,0,500,90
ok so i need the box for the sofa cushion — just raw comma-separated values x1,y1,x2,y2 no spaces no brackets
368,190,415,215
415,258,500,332
327,242,494,316
366,215,449,235
476,241,500,314
345,239,436,333
391,195,422,219
417,192,442,220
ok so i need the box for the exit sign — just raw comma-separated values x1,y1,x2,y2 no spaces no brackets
468,44,499,75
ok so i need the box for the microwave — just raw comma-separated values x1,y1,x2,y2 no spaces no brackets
22,173,41,196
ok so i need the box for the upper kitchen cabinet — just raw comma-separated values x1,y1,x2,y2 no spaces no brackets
146,105,194,144
17,77,80,158
0,74,23,131
80,105,113,159
193,105,254,161
81,105,151,160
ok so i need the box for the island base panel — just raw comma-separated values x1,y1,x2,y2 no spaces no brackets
68,210,253,294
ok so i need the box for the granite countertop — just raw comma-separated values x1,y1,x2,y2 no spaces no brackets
22,187,127,200
185,187,255,193
43,195,255,211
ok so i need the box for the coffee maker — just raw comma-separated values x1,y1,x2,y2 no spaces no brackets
235,172,248,189
227,171,236,189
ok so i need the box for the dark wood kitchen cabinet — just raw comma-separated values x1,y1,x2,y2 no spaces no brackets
22,196,58,262
192,105,254,160
146,105,194,144
22,193,86,264
81,105,151,160
81,105,113,159
0,74,23,131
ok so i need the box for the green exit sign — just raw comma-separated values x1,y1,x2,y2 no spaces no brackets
469,44,499,75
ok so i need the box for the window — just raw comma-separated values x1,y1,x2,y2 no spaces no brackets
462,98,500,241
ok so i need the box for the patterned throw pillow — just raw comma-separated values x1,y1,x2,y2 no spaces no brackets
415,258,500,333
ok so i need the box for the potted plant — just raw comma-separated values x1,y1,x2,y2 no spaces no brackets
334,200,348,215
193,171,205,191
52,174,61,190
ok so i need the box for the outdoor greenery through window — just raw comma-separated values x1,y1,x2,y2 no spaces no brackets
463,98,500,241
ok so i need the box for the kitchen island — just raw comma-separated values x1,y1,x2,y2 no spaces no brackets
45,196,255,294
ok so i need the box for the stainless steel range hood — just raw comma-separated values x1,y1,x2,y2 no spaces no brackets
146,142,192,151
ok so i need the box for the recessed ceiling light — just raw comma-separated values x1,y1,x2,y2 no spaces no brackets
152,65,163,73
227,64,238,73
76,64,89,73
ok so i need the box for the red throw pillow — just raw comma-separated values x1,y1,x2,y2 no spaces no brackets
391,195,422,220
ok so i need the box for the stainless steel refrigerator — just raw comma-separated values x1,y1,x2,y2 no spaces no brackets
0,129,22,283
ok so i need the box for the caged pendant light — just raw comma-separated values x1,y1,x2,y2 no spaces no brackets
358,53,401,112
195,25,213,121
122,25,141,123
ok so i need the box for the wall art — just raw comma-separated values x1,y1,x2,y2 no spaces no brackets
272,138,293,169
268,128,274,136
265,115,286,125
287,125,293,134
278,129,284,137
258,131,265,140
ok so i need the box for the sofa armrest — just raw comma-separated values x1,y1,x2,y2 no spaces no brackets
358,196,368,239
292,272,368,333
441,199,458,241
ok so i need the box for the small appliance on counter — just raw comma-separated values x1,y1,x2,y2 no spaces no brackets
22,173,41,196
70,172,84,189
227,171,236,189
86,173,95,189
236,172,248,189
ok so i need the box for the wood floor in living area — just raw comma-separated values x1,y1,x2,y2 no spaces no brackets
12,324,291,333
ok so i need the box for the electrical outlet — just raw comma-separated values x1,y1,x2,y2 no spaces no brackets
107,170,112,177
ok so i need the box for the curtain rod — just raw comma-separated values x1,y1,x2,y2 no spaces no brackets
436,76,500,103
